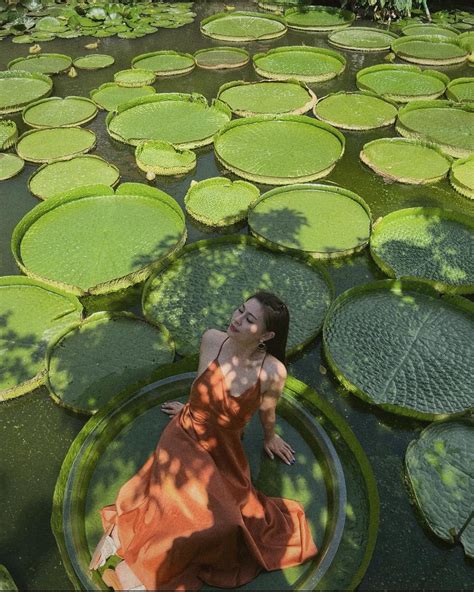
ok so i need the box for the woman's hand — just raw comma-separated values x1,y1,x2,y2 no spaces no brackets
263,434,296,465
161,401,184,418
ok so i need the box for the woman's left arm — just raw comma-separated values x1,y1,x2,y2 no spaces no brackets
259,365,296,466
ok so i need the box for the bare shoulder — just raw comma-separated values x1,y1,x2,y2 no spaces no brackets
262,354,287,393
201,328,227,348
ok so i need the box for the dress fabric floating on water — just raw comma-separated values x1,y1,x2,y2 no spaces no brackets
99,338,318,591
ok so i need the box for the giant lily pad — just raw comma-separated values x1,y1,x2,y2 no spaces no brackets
28,155,120,200
8,53,72,75
284,6,355,31
0,153,24,181
90,82,156,112
184,177,260,226
16,127,96,163
114,69,156,87
360,138,451,184
370,208,473,293
46,311,175,414
194,47,250,69
73,54,115,70
142,236,333,356
459,31,474,62
314,92,397,130
450,155,474,199
0,275,82,401
401,23,459,38
0,70,52,114
12,183,186,297
217,80,316,117
22,96,98,128
405,420,473,558
446,78,474,103
214,115,345,185
106,93,231,148
131,51,195,76
391,36,468,65
356,64,449,102
396,100,474,158
0,565,17,591
328,27,398,51
253,46,345,83
135,140,196,177
248,184,371,259
0,120,18,150
323,279,474,419
200,11,287,41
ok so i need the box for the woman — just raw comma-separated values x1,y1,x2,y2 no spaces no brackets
89,291,318,590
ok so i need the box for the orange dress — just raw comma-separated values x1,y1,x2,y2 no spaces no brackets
100,338,318,591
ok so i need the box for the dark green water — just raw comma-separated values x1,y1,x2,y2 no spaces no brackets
0,1,473,589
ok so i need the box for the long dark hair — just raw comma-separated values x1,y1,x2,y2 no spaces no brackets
248,291,290,365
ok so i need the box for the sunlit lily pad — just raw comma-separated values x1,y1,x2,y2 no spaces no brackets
370,207,473,293
450,155,474,199
328,27,397,51
194,46,250,69
8,53,72,74
131,50,195,76
391,36,468,65
401,23,459,38
90,82,156,112
446,78,474,103
73,54,115,70
16,127,96,163
22,96,98,128
184,177,260,226
46,312,175,414
0,70,52,114
114,68,156,87
0,119,18,150
459,31,474,62
314,92,397,130
323,279,474,419
284,6,355,31
135,140,196,177
200,11,287,41
0,153,24,181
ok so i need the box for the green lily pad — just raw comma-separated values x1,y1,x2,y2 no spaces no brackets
12,183,186,297
28,155,120,200
214,115,345,185
184,177,260,226
314,92,398,130
0,565,18,591
135,140,196,177
16,127,96,163
0,276,82,401
114,68,156,87
46,312,175,415
131,51,195,76
401,23,460,38
356,64,449,102
143,236,333,357
370,207,473,293
0,119,18,150
30,32,56,41
396,100,474,158
360,138,452,184
328,27,398,51
11,35,35,44
391,35,468,65
8,53,72,75
90,82,156,112
323,279,474,419
253,46,346,83
0,153,25,181
0,70,52,114
35,16,64,32
405,419,473,558
459,31,474,62
106,93,231,149
217,80,316,117
200,11,287,41
446,77,474,103
22,96,98,128
249,183,371,258
284,6,355,31
73,54,115,70
194,47,250,69
450,155,474,199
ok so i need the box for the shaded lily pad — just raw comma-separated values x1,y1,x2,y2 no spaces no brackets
114,69,156,87
135,140,196,177
253,46,345,83
0,565,17,591
131,51,195,76
12,183,186,297
450,155,474,199
0,153,25,181
0,275,82,401
0,70,52,114
446,78,474,103
8,53,72,74
73,54,115,70
284,6,355,31
194,47,250,69
28,155,120,200
217,80,316,117
90,82,156,112
200,11,287,41
391,36,468,65
370,207,473,293
142,236,333,357
401,23,460,38
46,311,175,415
16,127,96,163
323,279,474,419
459,31,474,63
106,93,231,149
314,92,397,130
360,138,451,184
249,183,371,259
214,115,345,185
0,120,18,150
184,177,260,226
356,64,449,102
405,419,473,558
328,27,397,51
22,96,98,128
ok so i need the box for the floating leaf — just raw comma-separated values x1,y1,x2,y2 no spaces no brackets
22,96,98,128
194,46,249,69
0,153,24,180
284,6,355,32
8,53,72,74
16,127,96,163
446,77,474,103
90,82,156,112
391,35,468,65
450,155,474,199
135,140,196,177
328,27,398,51
114,68,156,87
131,50,195,76
0,119,18,150
73,53,114,70
0,70,52,114
200,11,287,41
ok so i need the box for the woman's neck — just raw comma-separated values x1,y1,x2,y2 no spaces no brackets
225,338,263,363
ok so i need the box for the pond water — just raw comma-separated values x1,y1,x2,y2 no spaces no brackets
0,1,473,589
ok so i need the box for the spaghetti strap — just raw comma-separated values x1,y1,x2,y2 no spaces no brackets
257,351,267,383
215,335,230,362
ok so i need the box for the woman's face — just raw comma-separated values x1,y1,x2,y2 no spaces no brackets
227,298,268,343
